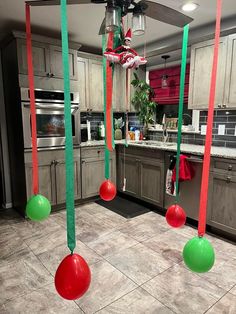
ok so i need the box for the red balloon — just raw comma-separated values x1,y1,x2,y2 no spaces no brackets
166,204,186,228
55,253,91,300
99,179,117,201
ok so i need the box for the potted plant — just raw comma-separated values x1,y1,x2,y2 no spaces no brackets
131,72,157,136
114,117,124,140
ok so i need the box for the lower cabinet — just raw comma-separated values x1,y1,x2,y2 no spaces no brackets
140,158,164,207
117,146,164,207
117,155,139,197
208,171,236,235
25,148,81,206
81,147,116,199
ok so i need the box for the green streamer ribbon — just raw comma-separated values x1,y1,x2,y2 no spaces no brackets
102,34,110,179
60,0,75,253
175,24,189,204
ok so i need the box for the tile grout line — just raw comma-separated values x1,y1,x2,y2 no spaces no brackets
202,288,232,314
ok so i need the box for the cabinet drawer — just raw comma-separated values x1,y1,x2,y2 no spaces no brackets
211,158,236,173
81,146,105,159
116,145,164,161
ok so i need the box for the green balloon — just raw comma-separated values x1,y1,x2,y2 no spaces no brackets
26,194,51,221
183,236,215,273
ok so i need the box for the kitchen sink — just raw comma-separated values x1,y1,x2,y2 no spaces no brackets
132,141,176,147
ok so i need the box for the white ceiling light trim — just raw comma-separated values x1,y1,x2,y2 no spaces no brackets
181,2,199,12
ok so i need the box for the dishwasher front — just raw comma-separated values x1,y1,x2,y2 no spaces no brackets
164,152,203,221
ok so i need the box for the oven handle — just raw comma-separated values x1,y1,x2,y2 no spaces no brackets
23,103,79,110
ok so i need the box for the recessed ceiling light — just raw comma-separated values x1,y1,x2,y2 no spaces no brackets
181,2,199,12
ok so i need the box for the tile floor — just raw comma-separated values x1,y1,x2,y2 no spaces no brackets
0,202,236,314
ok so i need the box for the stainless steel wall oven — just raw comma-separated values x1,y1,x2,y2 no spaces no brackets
21,88,80,148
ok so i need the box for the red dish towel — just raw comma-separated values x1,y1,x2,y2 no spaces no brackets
172,155,195,182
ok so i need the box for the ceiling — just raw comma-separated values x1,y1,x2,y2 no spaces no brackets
0,0,236,55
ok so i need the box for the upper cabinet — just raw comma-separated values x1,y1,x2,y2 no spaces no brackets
188,37,228,109
78,52,143,112
224,34,236,107
49,45,78,80
17,39,78,80
77,53,103,112
77,56,89,111
17,39,50,77
89,57,104,112
188,34,236,109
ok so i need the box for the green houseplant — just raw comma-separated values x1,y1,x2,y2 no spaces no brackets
131,72,156,135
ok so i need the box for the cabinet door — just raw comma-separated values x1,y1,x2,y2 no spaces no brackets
188,37,228,109
208,172,236,235
89,58,104,111
81,155,116,199
55,156,81,204
113,64,126,112
117,155,139,197
140,158,164,207
130,66,146,112
25,161,56,205
224,34,236,108
50,45,78,80
77,57,89,111
17,39,50,77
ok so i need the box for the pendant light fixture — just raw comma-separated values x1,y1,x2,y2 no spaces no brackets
132,12,146,35
161,55,170,89
105,5,119,32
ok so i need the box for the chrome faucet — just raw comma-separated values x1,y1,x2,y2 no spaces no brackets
162,114,168,143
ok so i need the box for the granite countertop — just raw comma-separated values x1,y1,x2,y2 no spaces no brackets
80,140,236,160
35,140,235,160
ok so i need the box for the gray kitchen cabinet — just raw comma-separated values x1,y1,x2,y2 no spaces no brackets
17,39,78,80
78,53,104,112
25,148,81,206
117,145,164,207
81,146,116,198
49,45,78,80
208,158,236,236
224,34,236,107
89,58,104,112
54,154,81,204
188,37,228,109
77,57,89,111
117,155,139,197
112,64,127,112
17,39,50,77
25,157,56,205
140,158,164,207
208,172,236,235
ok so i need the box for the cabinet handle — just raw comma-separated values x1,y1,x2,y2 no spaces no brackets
222,104,226,108
226,176,231,183
97,150,101,154
82,160,85,164
51,160,55,165
217,104,222,108
228,165,233,171
50,73,54,78
46,72,51,78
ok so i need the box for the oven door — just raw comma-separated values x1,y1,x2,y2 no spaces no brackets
22,103,80,148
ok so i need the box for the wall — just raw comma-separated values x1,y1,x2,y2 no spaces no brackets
148,110,236,149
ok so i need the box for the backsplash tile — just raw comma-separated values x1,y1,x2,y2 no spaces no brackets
81,110,236,147
148,109,236,148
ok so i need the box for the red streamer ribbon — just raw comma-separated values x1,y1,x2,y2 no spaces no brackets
198,0,222,237
25,4,39,195
106,32,113,151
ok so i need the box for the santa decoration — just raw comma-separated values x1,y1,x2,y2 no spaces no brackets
104,28,147,69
